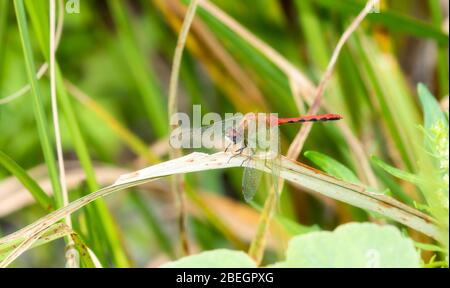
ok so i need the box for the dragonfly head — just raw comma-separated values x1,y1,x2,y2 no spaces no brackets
225,127,245,145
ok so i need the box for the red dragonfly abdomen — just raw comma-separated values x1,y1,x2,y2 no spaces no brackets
275,114,342,125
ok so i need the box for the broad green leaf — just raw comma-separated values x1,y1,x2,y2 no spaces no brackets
160,249,257,268
305,151,361,184
418,83,448,130
273,222,420,268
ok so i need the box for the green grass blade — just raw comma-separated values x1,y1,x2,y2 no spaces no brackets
13,0,62,208
129,192,175,259
315,0,449,44
0,150,52,211
108,0,167,137
0,0,9,85
24,0,49,59
352,33,417,171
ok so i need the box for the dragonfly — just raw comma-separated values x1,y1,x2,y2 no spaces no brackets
170,113,343,202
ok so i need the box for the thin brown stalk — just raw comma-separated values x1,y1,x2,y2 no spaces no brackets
167,0,201,256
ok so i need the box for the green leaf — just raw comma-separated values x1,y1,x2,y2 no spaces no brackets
371,156,423,185
418,83,448,130
305,151,361,184
160,249,257,268
273,222,420,268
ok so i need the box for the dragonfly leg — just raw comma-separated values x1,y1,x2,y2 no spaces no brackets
240,148,255,167
240,157,251,167
224,142,232,153
226,144,247,164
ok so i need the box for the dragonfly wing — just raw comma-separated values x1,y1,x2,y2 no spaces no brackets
242,164,263,202
271,155,281,197
171,115,245,149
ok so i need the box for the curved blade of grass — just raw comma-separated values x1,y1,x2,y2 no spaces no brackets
0,150,52,211
0,223,70,262
0,152,441,267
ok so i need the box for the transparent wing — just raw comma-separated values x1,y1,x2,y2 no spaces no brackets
170,115,245,139
242,161,263,202
270,139,281,198
271,155,281,198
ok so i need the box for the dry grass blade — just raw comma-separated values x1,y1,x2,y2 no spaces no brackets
167,0,201,256
0,152,440,267
0,162,129,217
0,223,71,259
50,0,71,228
0,224,59,267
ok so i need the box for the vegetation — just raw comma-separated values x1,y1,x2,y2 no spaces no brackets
0,0,448,268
